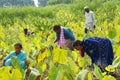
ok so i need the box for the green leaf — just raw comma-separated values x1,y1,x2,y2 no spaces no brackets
102,75,116,80
29,73,37,80
0,66,22,80
111,56,120,68
11,56,21,69
48,65,61,80
11,68,22,80
94,64,103,80
88,72,93,80
75,69,88,80
61,64,76,79
108,27,116,39
53,48,68,64
105,65,115,72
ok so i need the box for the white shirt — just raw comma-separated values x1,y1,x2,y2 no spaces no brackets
85,11,96,25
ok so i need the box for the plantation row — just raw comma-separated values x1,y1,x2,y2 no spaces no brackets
0,0,120,80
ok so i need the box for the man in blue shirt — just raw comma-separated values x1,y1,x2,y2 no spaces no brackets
3,43,28,69
53,25,75,50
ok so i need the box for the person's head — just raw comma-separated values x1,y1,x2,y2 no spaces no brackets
84,6,90,13
73,40,83,51
24,28,28,35
14,43,22,54
53,25,61,33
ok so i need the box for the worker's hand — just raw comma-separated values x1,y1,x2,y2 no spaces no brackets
27,68,31,73
2,60,5,66
25,60,30,67
54,39,58,43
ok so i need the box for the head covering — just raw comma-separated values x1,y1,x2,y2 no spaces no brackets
84,6,89,10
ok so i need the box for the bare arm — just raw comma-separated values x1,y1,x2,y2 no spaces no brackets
54,39,58,43
2,59,6,66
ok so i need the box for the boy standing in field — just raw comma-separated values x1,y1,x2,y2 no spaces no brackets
84,6,96,33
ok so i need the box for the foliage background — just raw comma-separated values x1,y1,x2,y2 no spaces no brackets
0,0,120,80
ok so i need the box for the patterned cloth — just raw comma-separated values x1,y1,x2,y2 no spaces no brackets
56,27,75,41
57,27,75,50
82,36,114,68
58,27,66,46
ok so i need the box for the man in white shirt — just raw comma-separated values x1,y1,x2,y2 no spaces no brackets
84,6,96,33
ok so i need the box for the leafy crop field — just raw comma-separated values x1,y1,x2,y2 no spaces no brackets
0,0,120,80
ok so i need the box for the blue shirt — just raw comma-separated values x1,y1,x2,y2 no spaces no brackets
82,36,114,66
5,51,26,61
5,50,27,68
56,27,75,41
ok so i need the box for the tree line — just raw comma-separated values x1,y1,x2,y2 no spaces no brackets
0,0,79,7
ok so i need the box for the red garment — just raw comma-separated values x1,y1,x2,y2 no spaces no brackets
80,48,85,57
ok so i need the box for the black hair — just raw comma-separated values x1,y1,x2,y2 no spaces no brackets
24,28,28,35
53,25,61,31
14,43,22,48
73,40,82,47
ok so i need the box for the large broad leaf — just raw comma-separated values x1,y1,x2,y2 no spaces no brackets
102,75,116,80
75,69,88,80
11,56,21,69
53,48,68,64
88,72,93,80
115,46,120,56
48,65,61,80
105,65,115,72
0,66,22,80
111,56,120,68
68,50,79,61
0,66,12,80
61,64,76,80
94,64,103,80
11,56,25,79
37,49,49,63
49,64,76,80
11,68,22,80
